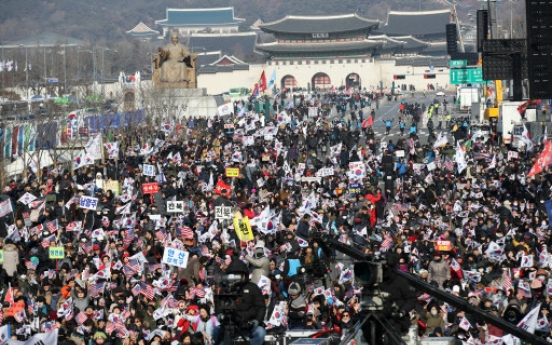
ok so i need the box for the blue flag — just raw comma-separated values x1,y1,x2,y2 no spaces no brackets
545,199,552,229
268,70,276,88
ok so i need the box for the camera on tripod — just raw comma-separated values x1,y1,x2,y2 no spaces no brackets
213,273,244,320
353,260,392,311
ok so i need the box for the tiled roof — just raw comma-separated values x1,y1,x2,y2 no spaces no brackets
260,14,379,34
257,40,382,54
126,22,159,35
198,64,250,74
188,32,258,58
394,56,450,67
156,7,245,27
391,36,430,51
378,9,451,36
196,52,222,67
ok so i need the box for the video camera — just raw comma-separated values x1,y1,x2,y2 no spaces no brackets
213,273,244,317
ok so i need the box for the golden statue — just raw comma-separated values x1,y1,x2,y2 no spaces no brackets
153,31,197,88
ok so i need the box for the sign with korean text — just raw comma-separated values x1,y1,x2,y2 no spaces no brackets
162,247,189,268
435,240,453,251
0,250,3,263
215,206,233,219
450,60,467,67
49,247,65,259
224,123,235,129
142,183,160,194
166,201,184,213
142,164,156,177
450,67,487,85
308,107,318,117
349,183,362,195
225,167,240,178
79,196,99,210
233,216,254,242
395,150,405,157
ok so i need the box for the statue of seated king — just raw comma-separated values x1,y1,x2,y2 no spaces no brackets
153,30,197,88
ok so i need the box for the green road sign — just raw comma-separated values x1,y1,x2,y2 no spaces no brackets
450,67,487,84
450,60,468,67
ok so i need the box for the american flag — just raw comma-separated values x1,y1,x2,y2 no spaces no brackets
444,157,454,172
179,226,194,239
127,258,141,272
41,321,58,332
381,233,394,252
131,284,141,296
155,228,167,241
139,282,154,300
161,295,178,309
41,234,56,248
81,241,93,254
25,260,38,270
29,224,43,236
67,268,80,280
123,235,134,248
44,219,58,233
123,265,136,280
75,311,87,324
504,269,512,296
89,282,104,298
135,237,144,248
122,308,131,321
106,321,128,338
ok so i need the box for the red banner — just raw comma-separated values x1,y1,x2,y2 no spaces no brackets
142,183,160,194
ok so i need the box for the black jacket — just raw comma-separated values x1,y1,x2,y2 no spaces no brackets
235,281,266,323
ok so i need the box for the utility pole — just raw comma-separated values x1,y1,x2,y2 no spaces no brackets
453,1,466,53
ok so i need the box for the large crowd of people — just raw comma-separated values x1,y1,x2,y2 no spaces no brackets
0,90,550,345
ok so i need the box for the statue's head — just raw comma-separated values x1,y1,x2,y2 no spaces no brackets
171,31,179,44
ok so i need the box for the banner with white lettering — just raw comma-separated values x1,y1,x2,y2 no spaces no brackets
0,199,13,218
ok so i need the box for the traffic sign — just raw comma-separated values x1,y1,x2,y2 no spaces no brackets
429,65,435,71
450,60,468,67
47,78,59,83
450,67,487,84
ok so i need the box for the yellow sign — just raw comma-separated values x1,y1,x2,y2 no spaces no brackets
233,216,254,242
225,167,240,178
49,247,65,259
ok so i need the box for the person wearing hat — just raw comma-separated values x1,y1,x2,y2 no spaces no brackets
93,331,107,344
2,238,20,285
245,241,270,284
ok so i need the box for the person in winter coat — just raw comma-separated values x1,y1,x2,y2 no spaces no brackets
245,245,270,284
427,252,450,288
2,239,19,283
423,301,445,335
287,282,307,329
296,214,311,240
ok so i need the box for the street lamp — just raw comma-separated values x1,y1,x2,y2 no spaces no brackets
57,45,68,95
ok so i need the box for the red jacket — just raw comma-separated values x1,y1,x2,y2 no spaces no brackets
364,191,381,227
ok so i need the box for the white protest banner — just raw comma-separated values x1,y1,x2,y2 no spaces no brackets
316,167,334,177
166,201,184,213
217,103,233,116
427,161,436,171
0,199,14,217
142,164,156,177
162,247,189,268
243,136,255,146
78,196,99,210
308,107,318,117
215,206,233,220
413,163,424,175
395,150,405,158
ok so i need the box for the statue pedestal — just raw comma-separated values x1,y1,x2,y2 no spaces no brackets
152,69,197,89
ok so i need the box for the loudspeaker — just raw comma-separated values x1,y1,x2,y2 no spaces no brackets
476,10,488,53
512,52,523,101
446,24,458,55
526,0,552,99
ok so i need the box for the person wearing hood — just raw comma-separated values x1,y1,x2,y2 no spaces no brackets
2,238,19,284
245,242,270,284
427,251,450,288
